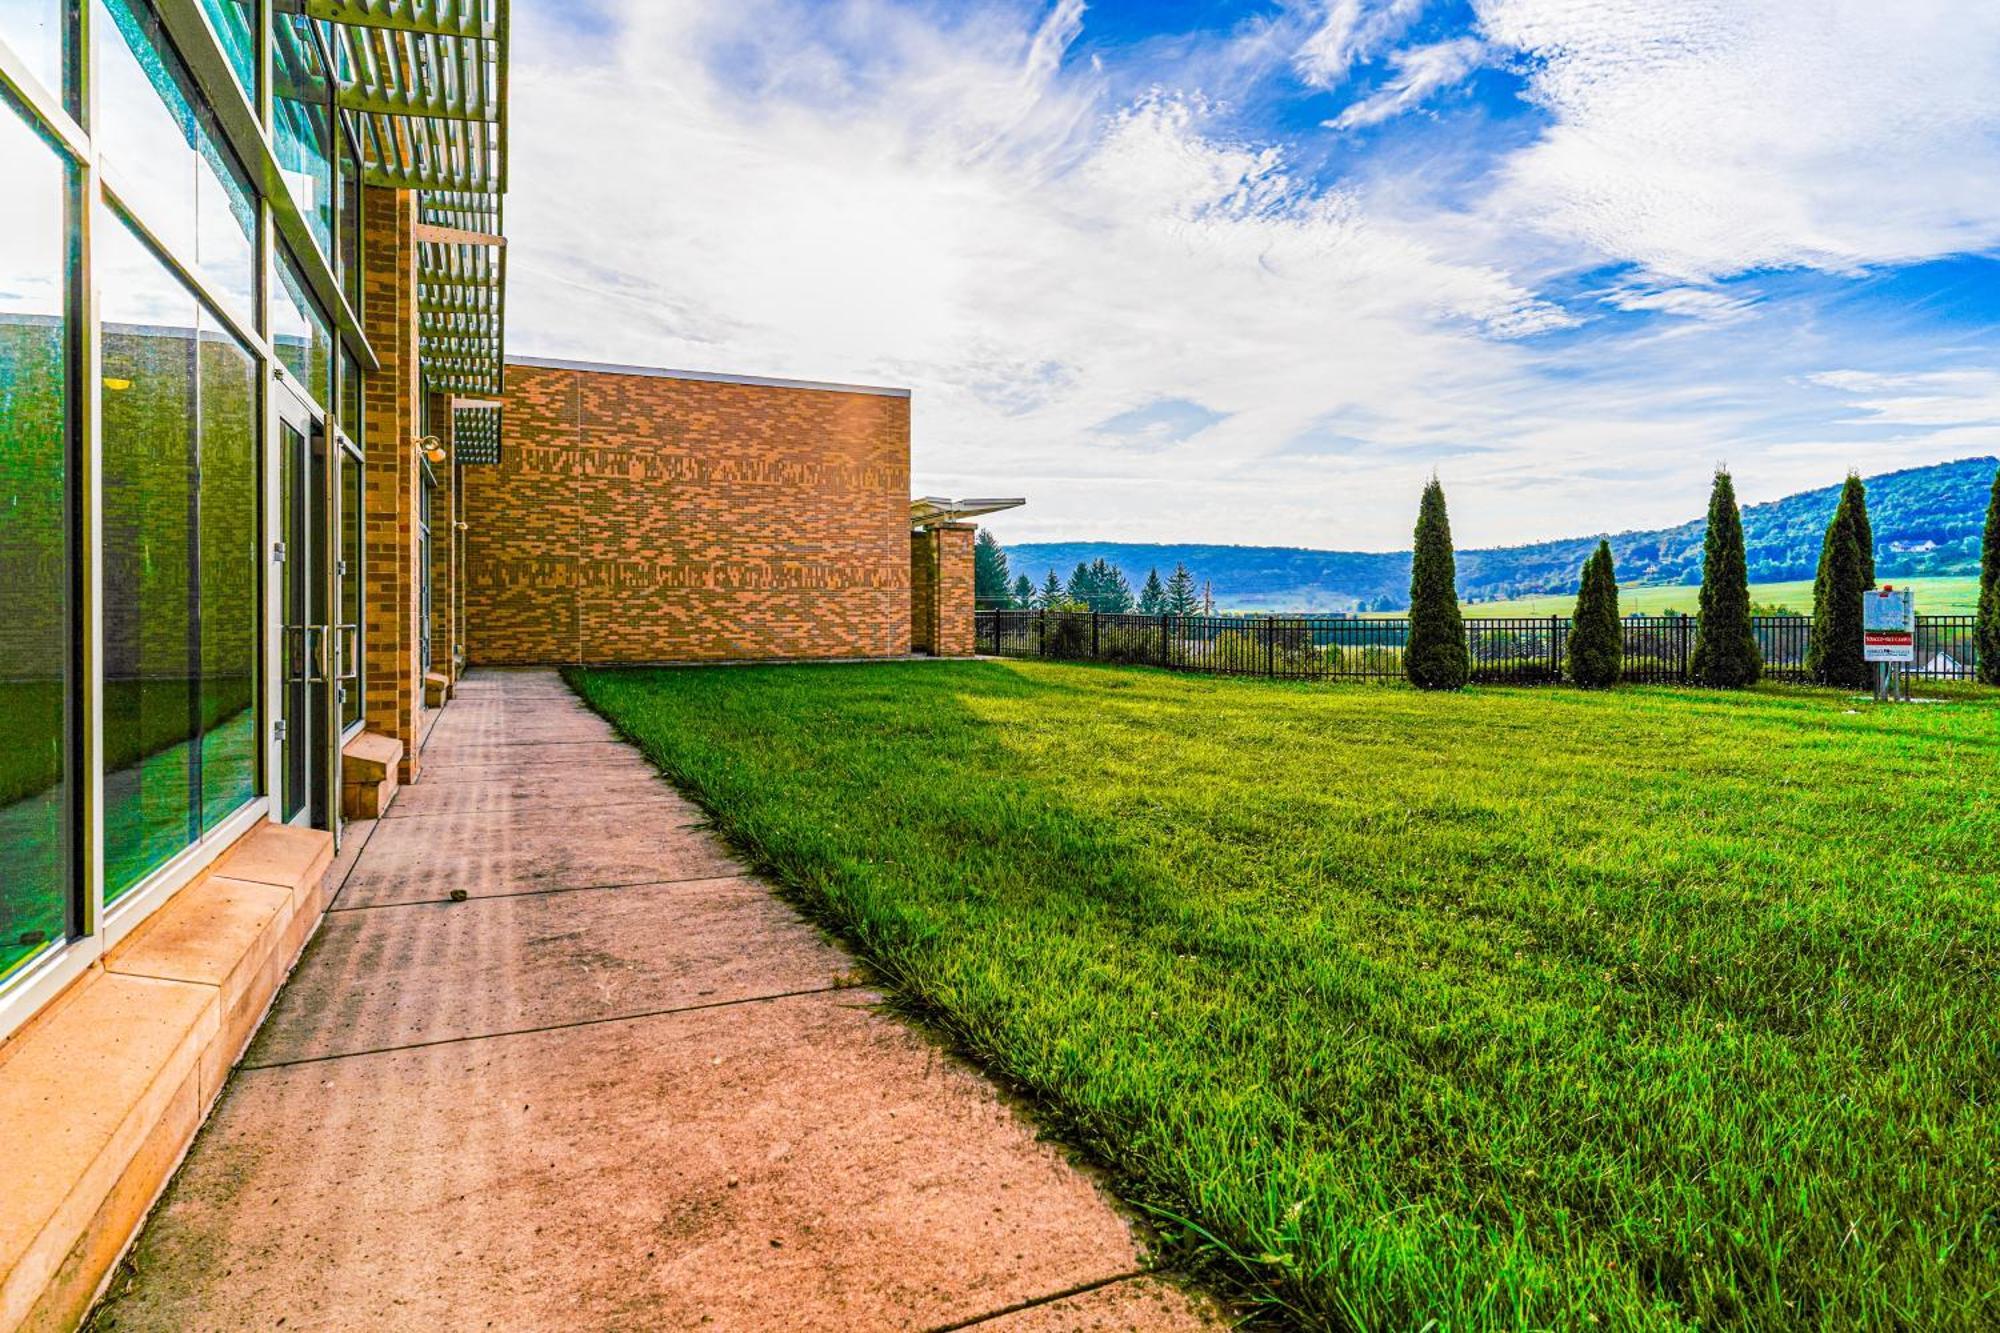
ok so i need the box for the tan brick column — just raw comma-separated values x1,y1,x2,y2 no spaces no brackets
909,523,975,657
360,185,424,781
931,523,976,657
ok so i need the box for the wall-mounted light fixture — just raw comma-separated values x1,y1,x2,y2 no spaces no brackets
416,435,447,464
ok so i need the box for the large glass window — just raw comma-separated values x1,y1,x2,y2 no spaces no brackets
338,449,362,730
273,11,333,259
0,0,69,106
273,246,333,408
99,210,258,900
196,0,256,102
337,138,362,315
0,102,69,982
93,0,256,321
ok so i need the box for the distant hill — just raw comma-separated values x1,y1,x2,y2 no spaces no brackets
1005,457,1998,612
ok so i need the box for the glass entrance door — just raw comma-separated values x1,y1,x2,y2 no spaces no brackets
277,388,333,828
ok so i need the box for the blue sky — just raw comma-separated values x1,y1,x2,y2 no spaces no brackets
510,1,2000,550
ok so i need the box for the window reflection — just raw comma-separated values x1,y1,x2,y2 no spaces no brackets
196,0,256,101
99,211,258,900
93,0,256,320
273,11,334,258
0,0,68,107
273,246,333,409
0,103,69,981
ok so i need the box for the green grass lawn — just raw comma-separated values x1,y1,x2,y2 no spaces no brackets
1460,575,1980,618
570,661,2000,1330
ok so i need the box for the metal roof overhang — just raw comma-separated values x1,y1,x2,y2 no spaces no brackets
309,0,509,400
911,497,1028,529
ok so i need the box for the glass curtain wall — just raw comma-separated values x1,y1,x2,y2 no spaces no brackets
0,96,70,983
2,0,378,1017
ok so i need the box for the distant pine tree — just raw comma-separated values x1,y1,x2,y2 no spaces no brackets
1010,573,1034,609
1095,560,1136,613
1405,478,1468,690
1566,541,1621,687
1691,469,1761,688
1065,561,1094,609
1164,563,1199,616
1138,569,1166,615
1808,473,1873,687
1979,468,2000,685
973,529,1012,609
1036,569,1064,610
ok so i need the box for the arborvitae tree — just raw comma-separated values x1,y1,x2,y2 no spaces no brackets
1690,468,1761,687
1813,523,1871,691
1566,540,1622,687
1847,473,1875,587
973,529,1012,608
1405,477,1468,690
1163,563,1199,616
1138,568,1166,615
1980,467,2000,685
1010,573,1034,609
1036,569,1064,610
1808,474,1872,687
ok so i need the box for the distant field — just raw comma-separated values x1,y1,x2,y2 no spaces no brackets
1460,575,1980,618
575,660,2000,1331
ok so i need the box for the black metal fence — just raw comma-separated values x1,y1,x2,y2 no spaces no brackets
974,610,1983,686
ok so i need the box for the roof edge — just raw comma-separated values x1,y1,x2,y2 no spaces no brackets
507,354,911,399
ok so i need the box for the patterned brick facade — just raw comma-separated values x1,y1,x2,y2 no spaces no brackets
464,360,913,664
908,523,976,656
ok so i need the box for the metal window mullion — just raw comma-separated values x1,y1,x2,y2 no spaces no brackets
98,170,275,366
77,0,107,944
0,34,91,159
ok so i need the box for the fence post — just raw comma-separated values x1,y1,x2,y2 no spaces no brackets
1036,610,1045,658
1551,615,1561,681
1092,611,1100,659
1265,617,1274,677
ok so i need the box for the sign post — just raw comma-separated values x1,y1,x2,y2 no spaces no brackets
1863,586,1914,701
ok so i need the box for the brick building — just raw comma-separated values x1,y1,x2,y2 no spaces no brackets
0,5,997,1326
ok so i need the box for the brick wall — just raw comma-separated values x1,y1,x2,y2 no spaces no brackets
464,361,912,664
359,185,424,780
906,523,976,657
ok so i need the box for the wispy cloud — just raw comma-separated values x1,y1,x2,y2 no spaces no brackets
1295,0,1428,88
1326,37,1485,130
1478,0,2000,281
506,0,2000,550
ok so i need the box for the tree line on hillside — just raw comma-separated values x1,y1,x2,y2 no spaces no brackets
977,532,1209,615
999,456,1999,608
1401,466,2000,690
978,464,2000,691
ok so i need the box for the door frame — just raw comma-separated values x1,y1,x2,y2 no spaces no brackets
269,377,338,836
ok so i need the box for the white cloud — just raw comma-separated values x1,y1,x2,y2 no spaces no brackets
1807,370,2000,428
1295,0,1427,88
1478,0,2000,281
1326,37,1485,130
509,0,1581,548
1601,285,1755,323
503,0,2000,553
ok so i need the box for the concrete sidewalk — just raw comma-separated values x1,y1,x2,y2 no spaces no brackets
89,669,1220,1332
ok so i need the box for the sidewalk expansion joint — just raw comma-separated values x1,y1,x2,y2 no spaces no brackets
379,798,695,823
237,983,855,1073
325,872,755,913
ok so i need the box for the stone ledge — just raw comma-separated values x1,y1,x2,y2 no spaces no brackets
0,820,333,1332
342,732,405,821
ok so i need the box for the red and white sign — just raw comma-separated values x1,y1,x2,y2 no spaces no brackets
1863,587,1914,663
